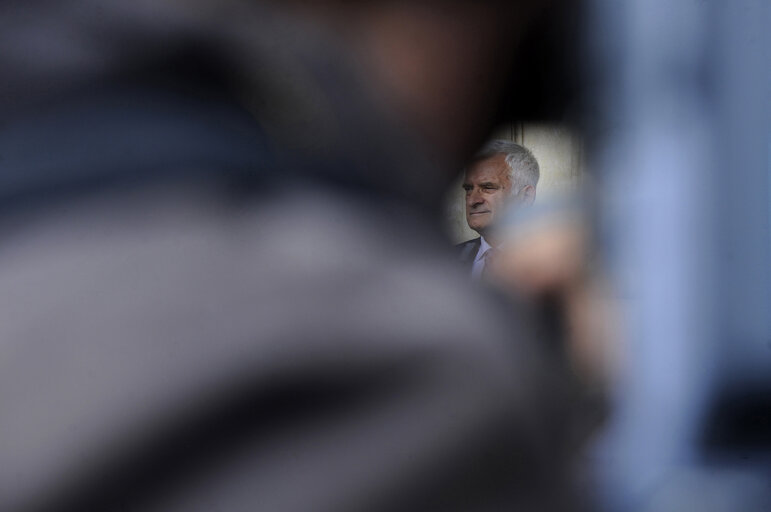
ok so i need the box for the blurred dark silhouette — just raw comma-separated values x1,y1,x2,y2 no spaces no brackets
0,1,586,511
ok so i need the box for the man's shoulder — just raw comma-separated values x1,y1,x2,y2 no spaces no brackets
455,237,481,262
454,237,481,249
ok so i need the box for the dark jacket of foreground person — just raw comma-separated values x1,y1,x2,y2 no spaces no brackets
0,2,580,511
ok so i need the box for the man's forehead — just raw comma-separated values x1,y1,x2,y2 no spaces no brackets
464,154,509,182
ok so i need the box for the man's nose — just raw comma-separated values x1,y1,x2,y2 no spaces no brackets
468,189,484,207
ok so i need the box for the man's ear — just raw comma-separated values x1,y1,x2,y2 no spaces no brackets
521,185,536,206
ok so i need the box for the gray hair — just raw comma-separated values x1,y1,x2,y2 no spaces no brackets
474,140,540,191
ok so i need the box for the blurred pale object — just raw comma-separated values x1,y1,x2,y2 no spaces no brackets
489,195,621,389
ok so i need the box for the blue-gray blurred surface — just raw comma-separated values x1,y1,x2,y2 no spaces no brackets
588,0,771,510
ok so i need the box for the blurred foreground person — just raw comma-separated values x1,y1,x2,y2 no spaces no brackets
457,141,540,278
0,1,582,511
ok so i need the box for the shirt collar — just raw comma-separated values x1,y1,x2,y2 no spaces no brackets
474,236,493,263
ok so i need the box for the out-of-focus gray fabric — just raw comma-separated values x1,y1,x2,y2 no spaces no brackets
0,183,574,512
0,1,579,510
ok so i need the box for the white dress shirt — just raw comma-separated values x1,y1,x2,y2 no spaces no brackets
471,237,493,279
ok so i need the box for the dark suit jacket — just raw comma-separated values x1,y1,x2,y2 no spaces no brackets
456,237,482,271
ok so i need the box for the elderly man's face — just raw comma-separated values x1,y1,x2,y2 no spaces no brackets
463,154,512,235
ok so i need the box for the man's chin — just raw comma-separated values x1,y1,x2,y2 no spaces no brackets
467,222,489,236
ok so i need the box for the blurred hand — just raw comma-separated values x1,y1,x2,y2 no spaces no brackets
489,203,620,391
